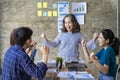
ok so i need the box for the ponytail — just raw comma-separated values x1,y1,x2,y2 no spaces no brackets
111,37,120,56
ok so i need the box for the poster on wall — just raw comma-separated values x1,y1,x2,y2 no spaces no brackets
72,2,87,25
72,2,87,14
75,14,84,25
58,1,69,32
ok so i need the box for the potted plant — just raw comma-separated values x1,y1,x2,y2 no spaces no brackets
56,57,63,70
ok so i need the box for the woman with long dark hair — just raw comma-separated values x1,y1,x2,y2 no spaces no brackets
41,14,98,62
82,29,120,80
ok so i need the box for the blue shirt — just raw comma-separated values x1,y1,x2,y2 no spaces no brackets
2,45,48,80
96,46,116,77
43,32,96,62
30,49,37,61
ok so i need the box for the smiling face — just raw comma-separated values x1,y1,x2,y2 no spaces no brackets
62,14,80,33
64,17,73,32
97,33,109,48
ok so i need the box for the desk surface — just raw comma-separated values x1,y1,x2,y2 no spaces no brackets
44,60,95,80
37,60,95,80
57,71,95,80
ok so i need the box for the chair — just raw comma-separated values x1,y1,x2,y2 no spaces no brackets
115,64,120,80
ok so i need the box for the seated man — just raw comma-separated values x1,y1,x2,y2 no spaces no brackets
2,27,49,80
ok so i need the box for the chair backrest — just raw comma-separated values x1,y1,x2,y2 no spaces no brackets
115,64,120,80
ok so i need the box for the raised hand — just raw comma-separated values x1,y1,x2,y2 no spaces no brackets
40,46,49,55
41,33,46,40
40,46,49,64
90,52,98,61
30,40,37,48
81,39,87,47
93,33,99,41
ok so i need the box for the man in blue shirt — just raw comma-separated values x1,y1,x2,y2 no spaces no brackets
2,27,49,80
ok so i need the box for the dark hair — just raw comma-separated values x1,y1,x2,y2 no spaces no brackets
13,27,33,46
101,29,120,56
62,14,80,33
10,29,16,45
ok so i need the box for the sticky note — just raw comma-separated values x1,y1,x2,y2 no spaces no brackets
53,11,57,16
37,11,42,16
48,11,52,16
43,12,47,16
52,4,57,9
37,2,42,8
43,2,47,8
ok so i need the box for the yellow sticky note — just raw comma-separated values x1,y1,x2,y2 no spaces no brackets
48,11,52,16
37,11,42,16
53,11,57,16
37,2,42,8
43,2,47,8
